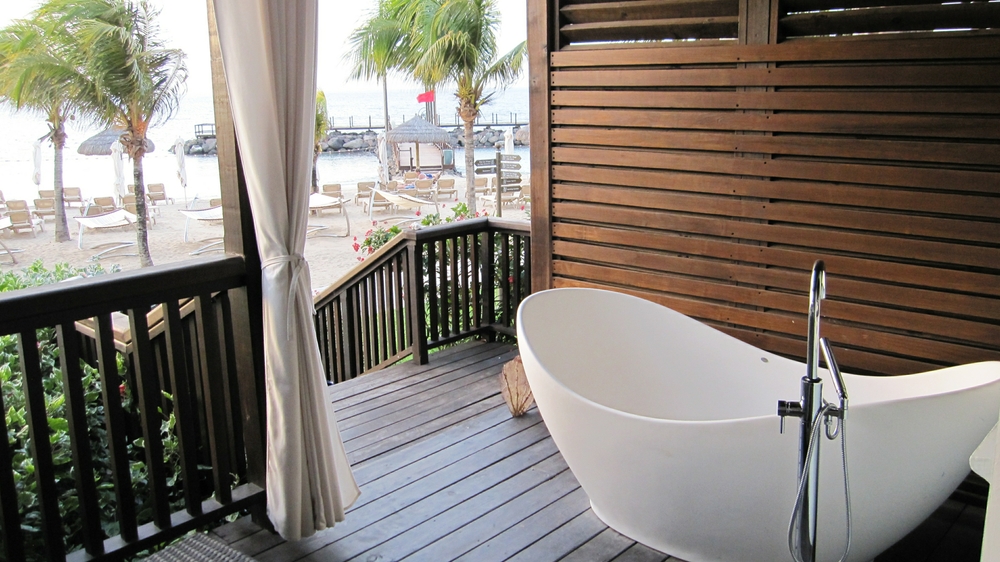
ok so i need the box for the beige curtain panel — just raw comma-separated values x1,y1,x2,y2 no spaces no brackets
212,0,360,540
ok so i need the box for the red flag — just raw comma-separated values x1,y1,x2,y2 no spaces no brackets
416,90,435,103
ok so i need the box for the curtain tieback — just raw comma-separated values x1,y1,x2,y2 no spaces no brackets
262,253,308,341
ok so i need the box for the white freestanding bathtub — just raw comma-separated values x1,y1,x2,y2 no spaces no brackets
516,288,1000,562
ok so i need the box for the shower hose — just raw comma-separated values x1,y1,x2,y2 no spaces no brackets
787,402,852,562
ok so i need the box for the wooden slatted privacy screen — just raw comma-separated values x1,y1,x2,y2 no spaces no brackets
529,0,1000,376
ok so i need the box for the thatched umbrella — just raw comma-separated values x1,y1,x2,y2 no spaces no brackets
77,128,155,156
385,116,450,170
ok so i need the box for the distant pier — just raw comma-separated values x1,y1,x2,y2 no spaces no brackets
328,112,527,132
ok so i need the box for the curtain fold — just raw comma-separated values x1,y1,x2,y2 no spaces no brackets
212,0,359,540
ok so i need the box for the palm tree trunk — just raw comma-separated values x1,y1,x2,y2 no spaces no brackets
51,128,70,242
382,76,390,132
132,155,153,267
464,118,476,213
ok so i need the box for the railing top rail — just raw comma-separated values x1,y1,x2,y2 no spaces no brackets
312,218,530,308
0,255,246,335
313,233,410,306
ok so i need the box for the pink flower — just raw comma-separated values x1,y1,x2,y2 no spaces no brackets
365,229,373,237
353,236,357,241
415,210,421,216
520,205,525,210
508,276,514,284
372,220,377,226
352,242,360,252
367,247,374,255
357,256,364,262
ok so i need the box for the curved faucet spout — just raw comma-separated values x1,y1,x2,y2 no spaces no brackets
807,260,826,383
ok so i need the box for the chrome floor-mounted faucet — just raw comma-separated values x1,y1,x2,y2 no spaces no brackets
778,260,850,562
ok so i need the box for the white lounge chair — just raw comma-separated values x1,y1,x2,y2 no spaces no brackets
73,209,137,258
179,205,224,254
368,189,436,219
309,192,345,215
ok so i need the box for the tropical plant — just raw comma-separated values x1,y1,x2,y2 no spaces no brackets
411,0,524,213
0,12,93,243
313,90,328,192
40,0,187,267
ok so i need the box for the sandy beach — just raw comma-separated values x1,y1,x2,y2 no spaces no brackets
0,177,529,293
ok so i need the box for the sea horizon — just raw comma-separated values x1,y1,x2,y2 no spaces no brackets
0,86,529,205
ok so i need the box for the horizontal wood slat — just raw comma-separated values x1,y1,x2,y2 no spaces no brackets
551,126,1000,165
550,34,1000,65
541,21,1000,375
562,16,738,42
552,165,1000,220
561,0,738,23
553,240,1000,342
551,90,1000,114
553,183,1000,244
551,108,1000,140
551,64,1000,88
552,222,1000,302
780,2,1000,38
553,201,1000,269
552,146,1000,193
783,0,967,13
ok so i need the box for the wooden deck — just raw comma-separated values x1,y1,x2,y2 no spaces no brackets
208,341,985,562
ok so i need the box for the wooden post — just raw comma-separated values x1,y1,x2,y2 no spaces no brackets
206,0,267,509
527,0,557,292
407,240,429,364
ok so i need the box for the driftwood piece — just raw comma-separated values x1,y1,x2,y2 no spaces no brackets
500,355,534,417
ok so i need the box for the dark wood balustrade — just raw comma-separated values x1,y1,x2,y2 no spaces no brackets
0,256,265,561
313,218,531,384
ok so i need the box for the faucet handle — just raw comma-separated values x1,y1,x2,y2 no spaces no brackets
777,400,803,433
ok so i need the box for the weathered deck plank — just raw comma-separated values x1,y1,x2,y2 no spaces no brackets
213,342,984,562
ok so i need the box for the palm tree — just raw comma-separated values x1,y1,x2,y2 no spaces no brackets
346,0,411,136
313,90,328,192
409,0,525,212
41,0,186,267
0,14,92,243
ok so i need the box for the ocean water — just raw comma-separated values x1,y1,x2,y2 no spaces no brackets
0,86,529,205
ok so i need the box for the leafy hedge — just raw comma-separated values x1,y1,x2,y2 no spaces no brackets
0,261,186,560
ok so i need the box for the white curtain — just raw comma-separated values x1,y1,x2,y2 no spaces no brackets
212,0,360,540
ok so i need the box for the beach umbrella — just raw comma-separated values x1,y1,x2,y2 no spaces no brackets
77,128,155,156
32,139,42,186
385,115,450,170
111,141,126,201
504,128,514,155
173,137,188,206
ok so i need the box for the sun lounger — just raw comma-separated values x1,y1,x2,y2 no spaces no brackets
73,209,136,258
179,205,223,242
85,196,118,215
7,210,44,237
403,171,419,182
321,184,342,198
354,181,376,205
147,183,172,205
33,198,56,220
63,187,84,207
309,192,345,215
6,200,29,212
0,216,26,263
0,191,7,214
38,189,55,199
368,189,436,218
436,178,457,201
364,190,395,215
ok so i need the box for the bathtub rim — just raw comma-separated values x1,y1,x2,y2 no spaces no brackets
517,287,1000,426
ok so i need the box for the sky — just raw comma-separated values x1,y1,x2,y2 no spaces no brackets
0,0,529,98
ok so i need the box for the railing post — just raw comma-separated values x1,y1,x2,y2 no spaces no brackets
407,240,429,364
481,228,496,338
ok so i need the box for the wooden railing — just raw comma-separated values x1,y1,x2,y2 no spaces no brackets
0,256,265,561
313,218,531,383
